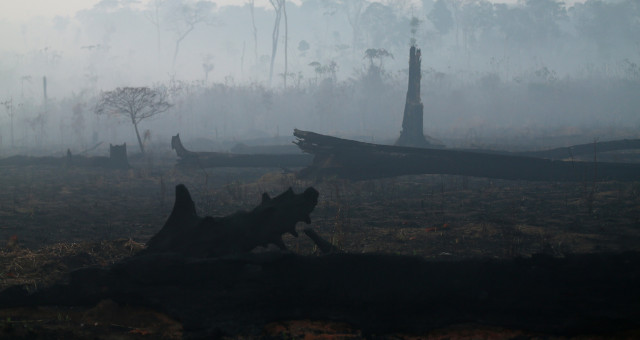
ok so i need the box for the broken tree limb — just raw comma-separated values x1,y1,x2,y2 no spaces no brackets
78,141,104,155
171,133,312,168
294,129,640,181
303,228,341,254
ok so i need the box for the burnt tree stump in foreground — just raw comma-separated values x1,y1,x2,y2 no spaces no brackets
142,184,320,258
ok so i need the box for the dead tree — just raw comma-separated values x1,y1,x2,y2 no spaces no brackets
143,184,320,257
294,129,640,181
169,1,216,70
170,134,312,168
95,87,171,154
395,46,430,148
520,139,640,160
268,0,285,86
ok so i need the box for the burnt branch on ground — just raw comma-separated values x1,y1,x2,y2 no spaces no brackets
171,133,312,169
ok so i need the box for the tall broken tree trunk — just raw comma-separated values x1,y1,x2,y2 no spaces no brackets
396,46,429,148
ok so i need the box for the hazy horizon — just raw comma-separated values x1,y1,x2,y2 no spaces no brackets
0,0,638,155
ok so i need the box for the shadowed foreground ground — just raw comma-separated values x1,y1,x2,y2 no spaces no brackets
0,153,638,338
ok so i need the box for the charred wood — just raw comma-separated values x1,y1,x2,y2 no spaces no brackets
396,45,431,148
171,133,312,168
0,144,129,169
294,129,640,181
303,227,341,254
0,185,638,337
518,138,640,160
1,250,638,337
143,184,319,258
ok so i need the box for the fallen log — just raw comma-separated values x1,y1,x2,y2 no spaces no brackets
230,142,302,154
2,249,638,337
171,133,312,168
67,143,130,169
519,138,640,160
1,185,639,338
0,143,129,169
294,129,640,181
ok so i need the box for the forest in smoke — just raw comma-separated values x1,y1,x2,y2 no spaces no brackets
0,0,639,155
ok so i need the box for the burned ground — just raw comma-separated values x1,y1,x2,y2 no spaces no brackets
0,153,639,338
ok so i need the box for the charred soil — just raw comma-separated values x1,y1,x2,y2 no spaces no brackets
0,154,639,338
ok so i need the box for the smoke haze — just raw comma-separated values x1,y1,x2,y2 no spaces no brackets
0,0,638,155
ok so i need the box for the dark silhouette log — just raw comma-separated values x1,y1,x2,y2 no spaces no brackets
303,228,341,254
171,133,312,168
1,185,639,338
0,144,129,169
294,129,640,181
65,143,129,169
143,184,319,257
519,138,640,160
2,250,638,337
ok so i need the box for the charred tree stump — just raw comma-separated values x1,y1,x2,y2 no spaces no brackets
142,184,320,258
61,144,129,169
108,143,130,169
396,46,430,148
171,133,198,159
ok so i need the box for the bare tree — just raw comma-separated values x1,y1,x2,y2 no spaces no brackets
247,0,258,65
269,0,285,85
95,87,172,154
1,97,14,148
323,0,368,54
145,0,165,62
283,0,289,88
202,53,214,83
168,0,216,70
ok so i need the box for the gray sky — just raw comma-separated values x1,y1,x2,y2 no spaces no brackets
4,0,588,21
1,0,293,21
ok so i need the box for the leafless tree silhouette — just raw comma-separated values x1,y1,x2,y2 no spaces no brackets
269,0,285,86
168,0,216,70
95,87,171,154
